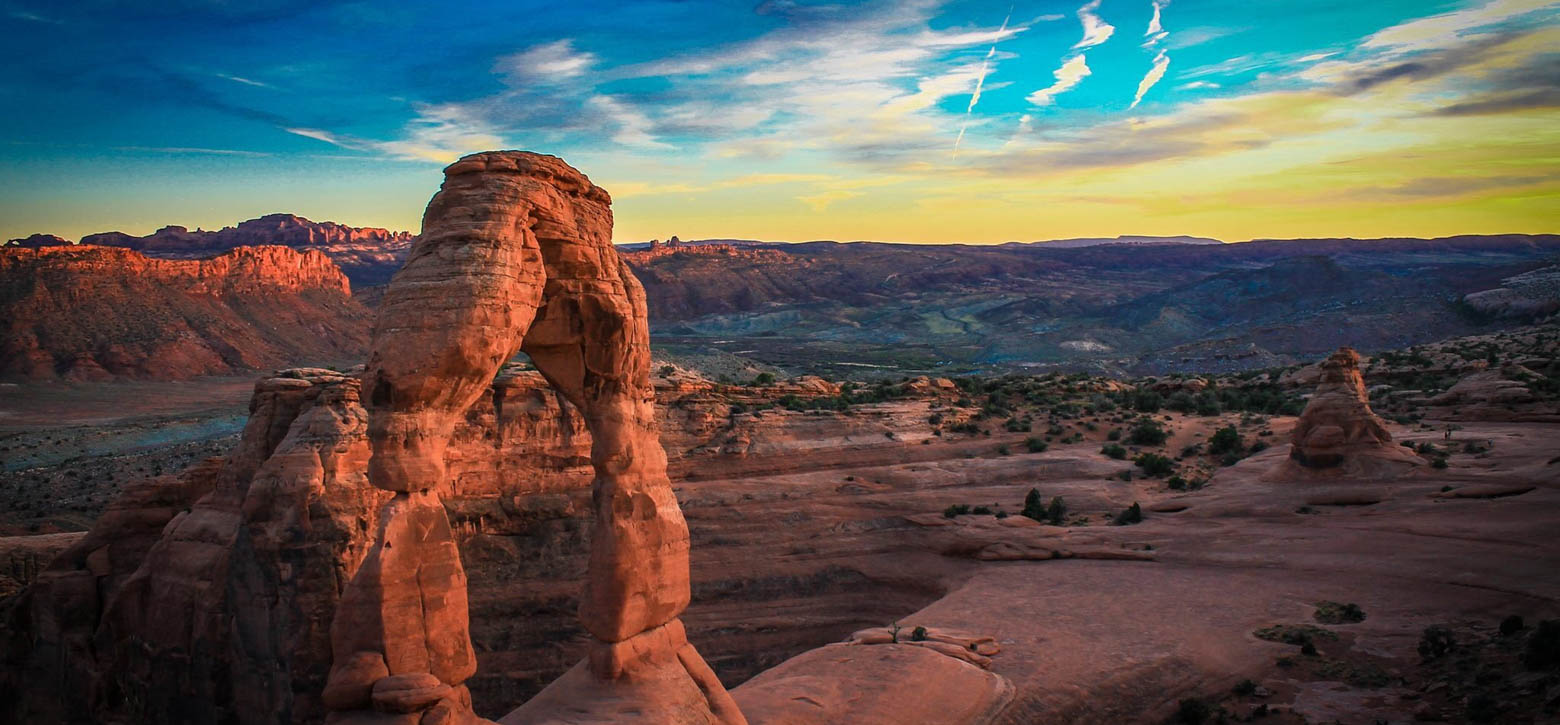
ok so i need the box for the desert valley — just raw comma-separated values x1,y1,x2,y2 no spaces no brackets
2,152,1558,725
4,0,1559,723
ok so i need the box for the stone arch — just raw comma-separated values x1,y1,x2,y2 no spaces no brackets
323,151,743,724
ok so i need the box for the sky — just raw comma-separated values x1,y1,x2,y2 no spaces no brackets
1,0,1557,243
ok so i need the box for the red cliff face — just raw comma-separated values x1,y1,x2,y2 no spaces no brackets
79,214,418,286
0,245,367,380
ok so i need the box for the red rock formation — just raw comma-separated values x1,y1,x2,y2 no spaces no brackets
0,245,367,380
330,151,742,725
1286,347,1420,471
81,214,418,286
2,369,387,724
3,233,72,248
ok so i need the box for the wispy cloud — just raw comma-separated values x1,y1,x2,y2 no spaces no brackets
1363,0,1557,51
1131,50,1171,108
1028,55,1092,106
955,4,1015,157
586,95,671,149
215,73,273,89
1177,80,1219,90
8,9,60,24
1073,0,1116,49
1146,0,1169,35
1130,0,1172,109
494,39,596,85
286,103,503,162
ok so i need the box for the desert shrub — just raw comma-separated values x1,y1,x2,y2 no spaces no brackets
1232,679,1257,696
1045,496,1067,525
1107,428,1122,441
1220,453,1242,467
1208,426,1242,455
1254,624,1336,646
1025,437,1048,453
1112,502,1143,526
1166,475,1187,490
942,504,971,518
1313,601,1366,624
1431,457,1449,469
1129,419,1169,446
971,505,993,515
1101,443,1128,460
751,372,776,386
1248,440,1269,454
1180,443,1204,458
1166,391,1197,413
910,626,928,642
996,445,1010,456
1524,620,1560,670
1021,488,1046,521
1135,453,1176,478
928,413,943,425
1172,698,1213,725
1418,626,1456,660
1132,391,1164,413
1500,615,1525,636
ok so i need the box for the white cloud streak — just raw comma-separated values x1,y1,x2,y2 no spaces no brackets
1130,50,1170,108
1131,1,1171,109
1028,54,1092,106
1146,0,1169,35
1073,0,1116,49
955,4,1015,157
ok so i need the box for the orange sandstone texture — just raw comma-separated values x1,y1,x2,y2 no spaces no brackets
327,151,742,724
1286,347,1420,472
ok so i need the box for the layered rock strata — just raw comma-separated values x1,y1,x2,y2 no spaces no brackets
1286,347,1420,471
325,151,741,724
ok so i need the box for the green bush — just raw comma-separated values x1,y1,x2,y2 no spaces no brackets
1208,426,1243,455
1134,453,1175,478
1045,496,1067,525
1166,475,1187,490
751,372,776,386
942,504,971,518
1418,625,1456,660
1112,502,1143,526
1128,419,1169,446
1101,443,1128,460
1025,437,1048,453
1106,428,1122,441
1021,488,1046,521
1313,601,1366,624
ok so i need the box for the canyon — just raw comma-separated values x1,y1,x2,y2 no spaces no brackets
2,153,1558,723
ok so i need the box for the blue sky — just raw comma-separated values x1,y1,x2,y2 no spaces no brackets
2,0,1557,242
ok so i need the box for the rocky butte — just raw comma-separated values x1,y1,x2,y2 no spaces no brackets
1282,347,1421,475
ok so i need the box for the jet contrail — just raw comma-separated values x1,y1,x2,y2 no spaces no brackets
954,3,1015,159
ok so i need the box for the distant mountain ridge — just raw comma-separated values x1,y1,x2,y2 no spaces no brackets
0,245,368,380
6,214,417,286
6,214,1557,378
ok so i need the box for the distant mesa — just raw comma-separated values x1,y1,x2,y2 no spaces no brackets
1462,265,1560,320
1009,235,1225,248
3,233,72,248
0,244,367,380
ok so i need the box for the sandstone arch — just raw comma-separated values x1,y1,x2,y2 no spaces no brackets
324,152,744,724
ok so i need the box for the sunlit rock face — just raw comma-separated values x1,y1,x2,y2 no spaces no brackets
1287,347,1419,471
331,151,742,725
